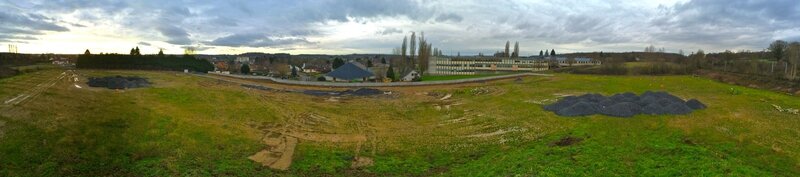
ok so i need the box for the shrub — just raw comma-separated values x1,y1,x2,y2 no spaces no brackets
729,88,742,95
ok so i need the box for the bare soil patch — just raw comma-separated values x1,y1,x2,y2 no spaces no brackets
550,136,583,147
350,156,374,169
247,113,373,170
248,133,298,170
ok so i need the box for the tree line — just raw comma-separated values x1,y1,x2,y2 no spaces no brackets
687,40,800,80
76,48,214,72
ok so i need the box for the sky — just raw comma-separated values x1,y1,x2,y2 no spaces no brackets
1,0,799,55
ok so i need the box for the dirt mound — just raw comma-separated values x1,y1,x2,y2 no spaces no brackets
87,76,150,89
544,91,706,117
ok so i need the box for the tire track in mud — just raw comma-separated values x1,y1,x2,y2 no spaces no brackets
247,112,374,170
1,70,76,117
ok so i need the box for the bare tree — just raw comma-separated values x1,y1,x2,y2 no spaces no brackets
512,41,519,58
644,45,656,53
417,32,431,73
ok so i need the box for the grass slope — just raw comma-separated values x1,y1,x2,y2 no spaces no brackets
421,73,511,82
0,68,798,176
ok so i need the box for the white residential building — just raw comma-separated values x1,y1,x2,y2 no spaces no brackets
428,56,550,75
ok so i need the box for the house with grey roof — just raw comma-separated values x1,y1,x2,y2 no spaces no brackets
324,62,375,82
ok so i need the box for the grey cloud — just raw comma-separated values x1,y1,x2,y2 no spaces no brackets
157,25,192,45
182,45,214,51
435,13,463,23
377,28,403,35
650,0,800,47
138,42,152,46
0,11,68,32
207,33,312,48
0,10,68,42
0,34,37,41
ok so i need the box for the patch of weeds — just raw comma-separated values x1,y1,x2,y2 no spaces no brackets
369,155,432,175
729,88,742,95
291,145,353,174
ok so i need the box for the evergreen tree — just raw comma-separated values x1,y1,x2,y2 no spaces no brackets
381,57,387,64
332,57,345,69
367,59,373,67
134,46,141,55
512,41,519,58
84,49,91,55
130,48,136,55
158,49,165,56
241,64,250,74
551,49,556,56
401,36,408,58
386,65,396,81
291,66,298,78
540,50,543,57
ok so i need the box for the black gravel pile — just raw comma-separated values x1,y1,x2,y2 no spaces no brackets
341,88,384,96
544,91,706,117
303,88,385,96
87,76,150,89
241,84,275,91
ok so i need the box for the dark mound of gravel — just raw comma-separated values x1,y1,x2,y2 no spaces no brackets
241,84,274,91
556,101,600,116
342,88,384,96
87,76,150,89
545,91,706,117
303,88,385,96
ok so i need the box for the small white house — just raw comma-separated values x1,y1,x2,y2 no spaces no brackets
400,70,420,82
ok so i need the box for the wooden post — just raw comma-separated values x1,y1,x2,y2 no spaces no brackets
771,62,774,73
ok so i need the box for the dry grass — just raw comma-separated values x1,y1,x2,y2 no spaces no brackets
1,68,799,176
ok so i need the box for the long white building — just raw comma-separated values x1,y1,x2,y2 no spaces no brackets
428,56,550,75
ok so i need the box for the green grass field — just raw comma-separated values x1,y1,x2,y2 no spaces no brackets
1,68,799,176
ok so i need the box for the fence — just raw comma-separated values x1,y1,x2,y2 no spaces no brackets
706,60,798,81
205,72,552,87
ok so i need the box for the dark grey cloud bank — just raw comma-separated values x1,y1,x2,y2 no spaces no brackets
0,8,69,42
1,0,799,54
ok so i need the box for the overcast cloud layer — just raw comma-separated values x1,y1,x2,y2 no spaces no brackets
1,0,798,55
